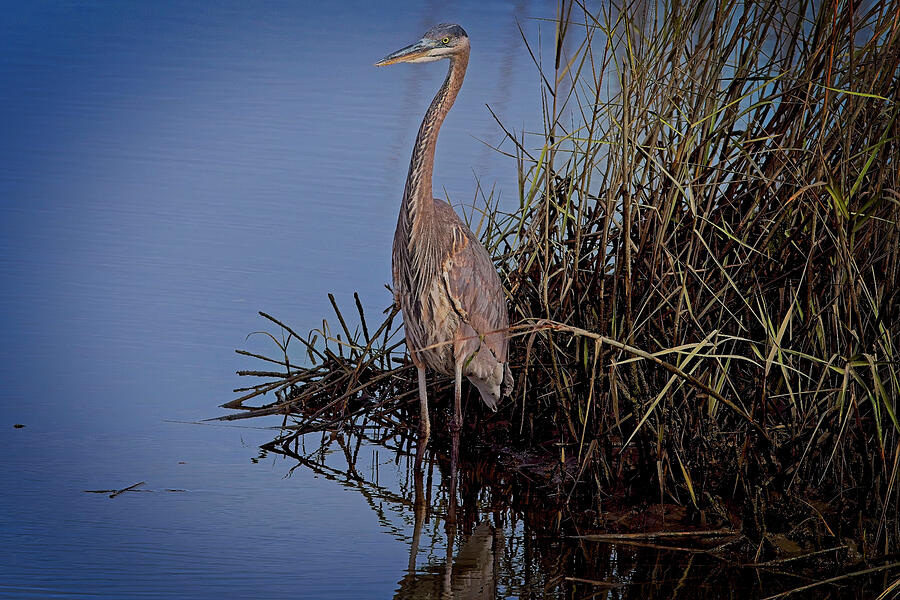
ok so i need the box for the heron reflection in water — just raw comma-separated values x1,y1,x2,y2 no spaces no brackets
376,24,512,471
394,469,502,600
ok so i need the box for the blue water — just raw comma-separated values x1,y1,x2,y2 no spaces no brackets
0,2,548,598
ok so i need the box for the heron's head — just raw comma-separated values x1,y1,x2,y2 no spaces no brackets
375,24,469,67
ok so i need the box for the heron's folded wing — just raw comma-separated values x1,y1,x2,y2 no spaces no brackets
439,216,509,360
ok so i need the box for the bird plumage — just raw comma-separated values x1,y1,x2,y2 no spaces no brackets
394,197,510,408
378,24,511,462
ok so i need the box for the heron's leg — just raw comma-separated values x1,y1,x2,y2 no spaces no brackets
415,366,429,471
451,362,463,434
417,366,430,440
448,362,462,525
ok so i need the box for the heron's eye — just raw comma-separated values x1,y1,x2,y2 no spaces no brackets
441,37,450,44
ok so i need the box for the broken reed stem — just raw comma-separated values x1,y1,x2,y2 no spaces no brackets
108,481,145,499
574,529,737,541
760,562,900,600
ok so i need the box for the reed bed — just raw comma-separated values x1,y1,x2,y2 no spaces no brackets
224,0,900,560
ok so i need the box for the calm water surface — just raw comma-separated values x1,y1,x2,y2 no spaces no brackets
0,2,885,599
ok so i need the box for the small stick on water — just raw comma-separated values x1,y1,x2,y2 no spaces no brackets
747,545,848,567
109,481,145,499
573,529,737,541
761,562,900,600
563,577,621,588
211,404,297,421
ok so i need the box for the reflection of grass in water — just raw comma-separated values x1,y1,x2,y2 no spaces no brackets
254,425,895,599
222,0,900,592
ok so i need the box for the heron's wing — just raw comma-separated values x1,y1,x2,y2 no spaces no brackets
434,200,509,362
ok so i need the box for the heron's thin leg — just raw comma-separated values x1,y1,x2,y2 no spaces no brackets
448,362,462,525
452,362,462,433
415,366,429,471
449,363,462,478
417,367,430,440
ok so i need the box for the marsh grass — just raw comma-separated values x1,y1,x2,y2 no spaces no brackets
224,0,899,561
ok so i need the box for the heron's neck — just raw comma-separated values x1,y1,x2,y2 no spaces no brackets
400,54,468,238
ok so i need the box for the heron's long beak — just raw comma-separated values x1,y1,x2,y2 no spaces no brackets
375,39,434,66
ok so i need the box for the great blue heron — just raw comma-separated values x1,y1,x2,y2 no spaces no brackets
376,24,512,465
